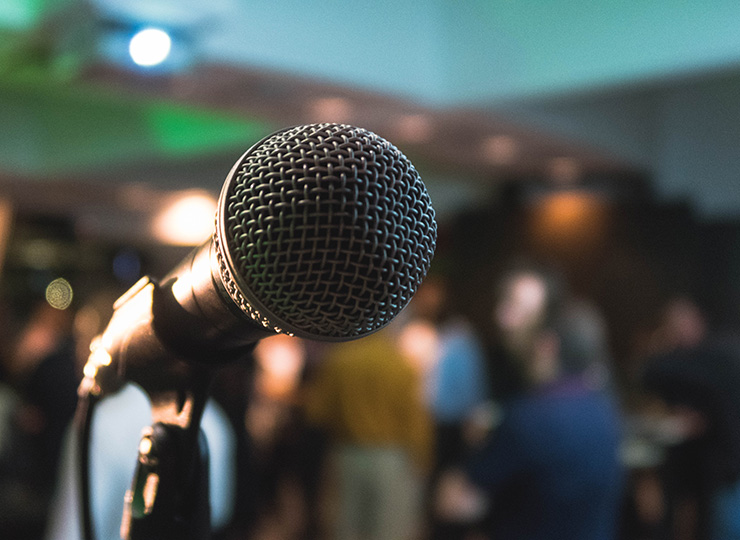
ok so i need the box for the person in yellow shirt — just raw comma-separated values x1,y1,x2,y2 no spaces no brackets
305,323,432,540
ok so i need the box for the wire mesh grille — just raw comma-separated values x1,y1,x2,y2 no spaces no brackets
219,123,437,339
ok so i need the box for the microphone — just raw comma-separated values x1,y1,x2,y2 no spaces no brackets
77,123,436,540
87,123,437,393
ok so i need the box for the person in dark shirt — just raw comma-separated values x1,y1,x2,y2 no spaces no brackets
466,370,623,539
0,301,79,538
643,331,740,540
438,266,624,540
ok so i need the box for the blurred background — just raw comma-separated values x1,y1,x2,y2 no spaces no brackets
1,0,739,344
2,1,740,539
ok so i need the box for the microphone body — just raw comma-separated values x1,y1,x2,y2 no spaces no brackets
88,122,437,396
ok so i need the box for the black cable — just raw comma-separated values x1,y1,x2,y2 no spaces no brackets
74,386,99,540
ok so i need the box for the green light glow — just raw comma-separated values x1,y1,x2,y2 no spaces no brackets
145,104,268,157
0,0,48,31
0,72,272,176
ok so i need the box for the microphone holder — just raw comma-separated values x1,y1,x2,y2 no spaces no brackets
121,384,213,540
79,274,260,540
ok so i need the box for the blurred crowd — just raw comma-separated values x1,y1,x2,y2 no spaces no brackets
2,258,740,540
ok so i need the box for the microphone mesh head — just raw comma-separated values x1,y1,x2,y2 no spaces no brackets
216,123,437,340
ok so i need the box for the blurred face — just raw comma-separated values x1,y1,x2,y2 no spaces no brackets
661,298,707,349
495,273,548,333
494,272,549,359
398,319,440,374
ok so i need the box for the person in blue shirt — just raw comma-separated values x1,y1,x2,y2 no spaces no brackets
409,276,489,476
440,266,624,540
405,276,490,540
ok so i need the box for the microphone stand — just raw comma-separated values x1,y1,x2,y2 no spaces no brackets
79,271,264,540
120,371,213,540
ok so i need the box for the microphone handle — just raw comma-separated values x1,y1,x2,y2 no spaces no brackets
92,238,270,397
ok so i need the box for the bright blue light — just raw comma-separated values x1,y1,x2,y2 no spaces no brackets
129,28,172,67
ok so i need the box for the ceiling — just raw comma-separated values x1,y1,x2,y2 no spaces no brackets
1,0,740,246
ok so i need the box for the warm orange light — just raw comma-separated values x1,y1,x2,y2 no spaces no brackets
309,97,353,124
482,135,519,165
152,191,217,246
253,334,306,400
0,198,12,276
540,192,595,227
529,191,608,253
396,114,434,144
